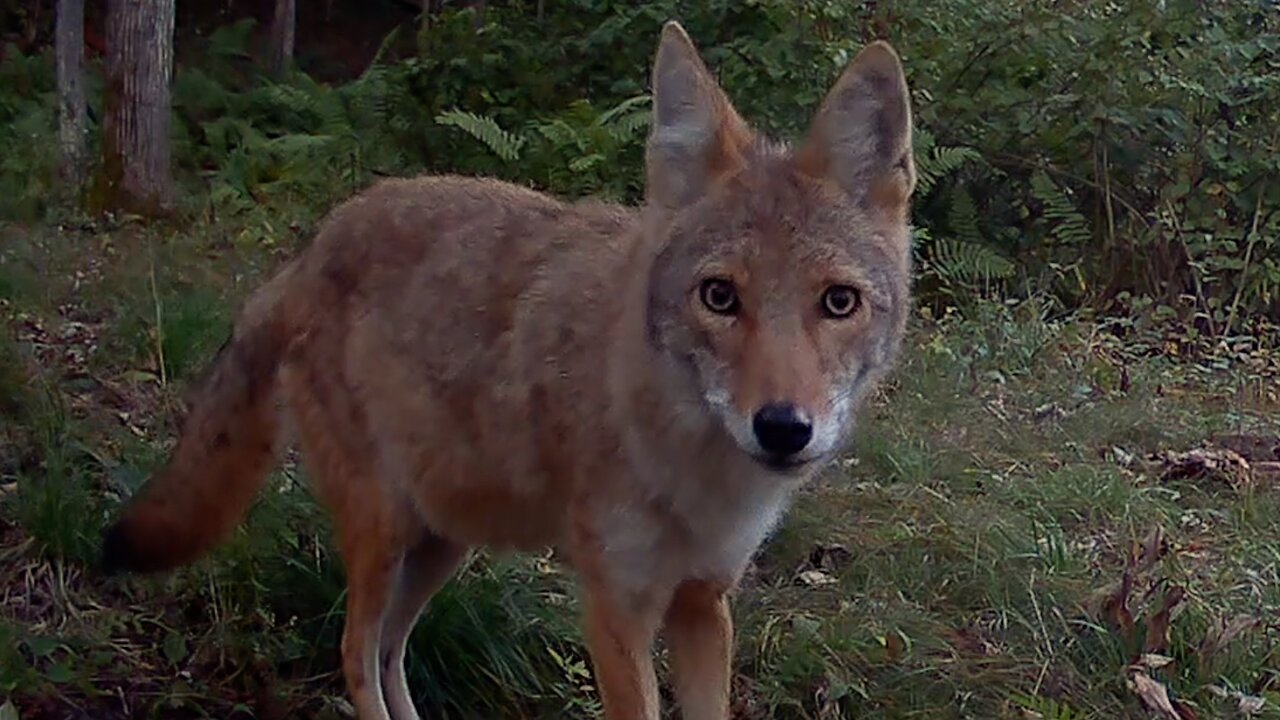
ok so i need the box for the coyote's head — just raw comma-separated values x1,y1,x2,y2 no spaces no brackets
643,22,915,473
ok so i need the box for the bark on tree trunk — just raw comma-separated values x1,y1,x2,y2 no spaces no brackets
56,0,87,189
269,0,295,78
103,0,175,216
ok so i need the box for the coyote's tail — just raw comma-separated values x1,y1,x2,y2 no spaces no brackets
102,269,296,574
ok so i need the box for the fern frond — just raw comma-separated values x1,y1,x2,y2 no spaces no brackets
172,68,231,117
534,119,580,149
568,153,605,172
915,126,983,197
208,18,256,61
436,110,525,161
929,238,1015,285
914,127,937,154
948,187,984,246
606,110,650,141
597,94,651,126
1031,171,1093,247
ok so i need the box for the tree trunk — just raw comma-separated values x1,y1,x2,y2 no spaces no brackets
269,0,295,78
55,0,87,190
103,0,175,216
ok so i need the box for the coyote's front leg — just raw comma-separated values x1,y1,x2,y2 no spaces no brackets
664,579,733,720
580,576,663,720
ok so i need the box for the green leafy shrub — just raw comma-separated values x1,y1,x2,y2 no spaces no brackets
1,0,1275,319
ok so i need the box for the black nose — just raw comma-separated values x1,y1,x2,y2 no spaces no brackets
752,403,813,458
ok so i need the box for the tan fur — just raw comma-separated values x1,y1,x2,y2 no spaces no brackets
102,22,916,720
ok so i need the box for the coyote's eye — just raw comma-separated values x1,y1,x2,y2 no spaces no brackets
700,278,739,315
821,285,861,318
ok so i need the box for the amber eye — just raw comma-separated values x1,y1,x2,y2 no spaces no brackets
700,278,739,315
821,285,861,318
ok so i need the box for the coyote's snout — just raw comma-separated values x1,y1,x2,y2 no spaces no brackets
103,20,916,720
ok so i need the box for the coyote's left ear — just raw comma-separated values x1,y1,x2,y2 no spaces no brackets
798,42,915,220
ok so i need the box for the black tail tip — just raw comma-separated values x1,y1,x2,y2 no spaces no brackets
100,522,139,576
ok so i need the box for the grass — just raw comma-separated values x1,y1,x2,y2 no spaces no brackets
1,214,1278,719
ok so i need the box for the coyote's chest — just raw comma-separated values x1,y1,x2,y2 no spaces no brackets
594,465,802,599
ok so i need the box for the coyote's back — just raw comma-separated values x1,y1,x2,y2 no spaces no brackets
104,174,640,569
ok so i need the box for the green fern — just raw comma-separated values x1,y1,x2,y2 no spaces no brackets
436,110,526,162
534,119,581,151
207,18,255,62
568,154,606,173
948,187,984,246
596,94,651,125
929,237,1016,286
912,130,1008,292
597,94,652,141
1031,171,1093,247
925,189,1015,287
914,127,984,197
609,110,651,140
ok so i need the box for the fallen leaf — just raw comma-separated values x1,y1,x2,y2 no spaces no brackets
807,542,853,572
880,631,906,662
1127,671,1194,719
1144,585,1186,654
1198,614,1261,665
1238,694,1265,715
1100,565,1135,635
1156,447,1252,490
798,569,836,587
1140,653,1174,670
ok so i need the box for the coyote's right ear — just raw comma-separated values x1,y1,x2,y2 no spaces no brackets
645,21,752,211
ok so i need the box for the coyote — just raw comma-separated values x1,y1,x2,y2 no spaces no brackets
103,21,916,720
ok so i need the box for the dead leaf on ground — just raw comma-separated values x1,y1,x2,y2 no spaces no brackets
806,542,853,573
1198,614,1262,666
946,624,999,658
1143,585,1186,654
1094,527,1183,660
1206,686,1266,715
1099,567,1136,635
797,569,837,588
1238,694,1265,715
1156,448,1253,490
881,631,906,662
1126,670,1196,719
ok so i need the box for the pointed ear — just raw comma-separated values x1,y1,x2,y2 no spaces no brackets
645,21,753,211
797,41,916,219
